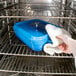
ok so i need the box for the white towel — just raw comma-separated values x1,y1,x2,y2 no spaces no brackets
44,24,74,54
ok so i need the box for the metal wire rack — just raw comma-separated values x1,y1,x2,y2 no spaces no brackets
0,55,76,75
0,0,76,75
0,0,76,19
0,32,74,58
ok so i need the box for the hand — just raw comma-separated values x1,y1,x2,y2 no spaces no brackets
58,42,68,52
57,35,76,56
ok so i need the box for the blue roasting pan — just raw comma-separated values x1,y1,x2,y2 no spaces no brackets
13,19,61,52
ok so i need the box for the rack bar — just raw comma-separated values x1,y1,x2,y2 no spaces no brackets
0,16,76,19
0,3,19,11
0,56,75,75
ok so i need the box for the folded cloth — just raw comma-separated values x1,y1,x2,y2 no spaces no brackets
44,24,76,55
45,24,71,47
44,43,62,55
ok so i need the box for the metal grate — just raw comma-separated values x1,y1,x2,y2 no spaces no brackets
0,56,76,75
0,33,74,58
0,0,76,75
0,0,76,19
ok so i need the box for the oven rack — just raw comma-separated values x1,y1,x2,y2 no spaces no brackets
0,32,74,58
0,55,76,75
0,0,76,19
0,4,75,59
0,0,76,75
